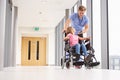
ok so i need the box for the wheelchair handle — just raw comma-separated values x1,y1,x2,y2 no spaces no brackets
78,31,83,35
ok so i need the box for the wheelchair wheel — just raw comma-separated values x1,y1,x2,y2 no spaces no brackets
61,58,64,69
85,54,93,63
66,61,70,69
85,55,100,68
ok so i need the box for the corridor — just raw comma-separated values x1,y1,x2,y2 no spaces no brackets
1,0,120,80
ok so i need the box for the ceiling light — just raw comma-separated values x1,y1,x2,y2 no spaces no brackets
39,12,42,14
40,0,47,2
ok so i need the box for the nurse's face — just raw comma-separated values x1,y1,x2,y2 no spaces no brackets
78,10,85,18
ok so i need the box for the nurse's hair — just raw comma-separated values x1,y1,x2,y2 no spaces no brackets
78,5,86,11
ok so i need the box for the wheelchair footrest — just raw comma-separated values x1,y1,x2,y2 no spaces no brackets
88,62,100,67
73,61,84,66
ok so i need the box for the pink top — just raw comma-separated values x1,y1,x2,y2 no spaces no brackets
67,33,79,47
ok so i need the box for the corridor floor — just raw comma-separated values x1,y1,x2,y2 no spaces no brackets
0,66,120,80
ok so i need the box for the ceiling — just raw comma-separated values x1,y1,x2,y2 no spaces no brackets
13,0,78,28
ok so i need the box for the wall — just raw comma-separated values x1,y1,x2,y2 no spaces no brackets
16,27,55,65
0,0,6,70
4,0,12,67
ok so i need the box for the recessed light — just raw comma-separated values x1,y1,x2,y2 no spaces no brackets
39,12,42,14
40,0,47,2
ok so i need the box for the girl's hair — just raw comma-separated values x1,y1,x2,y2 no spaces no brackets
66,27,75,34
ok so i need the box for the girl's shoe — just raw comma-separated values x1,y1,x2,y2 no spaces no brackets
75,66,82,69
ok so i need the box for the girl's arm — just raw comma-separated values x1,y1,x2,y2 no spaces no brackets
64,36,69,41
78,36,90,40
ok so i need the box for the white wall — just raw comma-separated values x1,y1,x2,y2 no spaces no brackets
16,27,55,65
0,0,6,69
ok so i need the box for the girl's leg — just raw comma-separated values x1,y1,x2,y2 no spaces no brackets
75,44,80,54
81,43,88,56
74,44,83,62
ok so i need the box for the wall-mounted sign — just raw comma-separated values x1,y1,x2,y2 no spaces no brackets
34,27,39,31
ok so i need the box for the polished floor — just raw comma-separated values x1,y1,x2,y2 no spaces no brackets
0,66,120,80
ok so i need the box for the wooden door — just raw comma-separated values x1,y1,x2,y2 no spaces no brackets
21,37,46,66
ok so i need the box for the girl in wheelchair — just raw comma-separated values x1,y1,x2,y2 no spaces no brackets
61,27,100,69
64,27,90,68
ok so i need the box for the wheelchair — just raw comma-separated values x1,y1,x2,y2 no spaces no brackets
61,36,100,69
